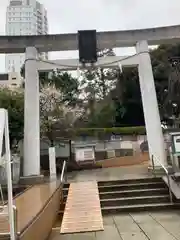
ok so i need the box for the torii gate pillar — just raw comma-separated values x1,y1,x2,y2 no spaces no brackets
24,46,40,176
136,40,167,167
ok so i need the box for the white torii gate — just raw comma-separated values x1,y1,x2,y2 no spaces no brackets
24,40,166,177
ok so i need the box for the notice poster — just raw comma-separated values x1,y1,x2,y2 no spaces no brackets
75,147,95,162
171,133,180,154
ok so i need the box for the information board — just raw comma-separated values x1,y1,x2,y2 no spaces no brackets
75,147,95,162
171,133,180,154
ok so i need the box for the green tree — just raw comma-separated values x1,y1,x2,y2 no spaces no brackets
0,88,24,149
47,70,80,107
21,64,80,107
86,103,116,128
113,67,145,126
79,49,119,125
40,87,75,146
113,43,180,127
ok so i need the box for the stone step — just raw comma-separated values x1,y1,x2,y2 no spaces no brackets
98,177,162,187
99,188,169,199
0,234,10,240
63,188,69,197
61,178,175,216
100,195,170,207
98,182,165,192
163,175,180,199
101,203,180,215
63,188,168,201
63,183,70,189
62,194,170,210
63,177,163,190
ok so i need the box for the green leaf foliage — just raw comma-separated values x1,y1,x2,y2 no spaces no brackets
0,88,24,147
71,126,146,139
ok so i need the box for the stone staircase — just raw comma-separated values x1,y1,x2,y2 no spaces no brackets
98,177,179,214
61,177,180,215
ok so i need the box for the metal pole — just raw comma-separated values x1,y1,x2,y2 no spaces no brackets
4,110,15,240
13,205,17,237
0,184,5,206
151,155,156,177
60,160,66,183
167,174,173,203
69,139,72,162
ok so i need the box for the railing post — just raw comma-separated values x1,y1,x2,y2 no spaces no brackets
152,154,173,204
4,110,15,240
64,160,67,183
60,160,66,183
167,174,173,203
151,155,156,177
13,205,18,238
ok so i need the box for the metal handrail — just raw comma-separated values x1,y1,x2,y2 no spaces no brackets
152,154,173,203
60,160,66,183
13,205,18,237
0,204,18,237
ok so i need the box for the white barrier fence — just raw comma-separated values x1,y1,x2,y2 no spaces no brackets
0,155,20,185
0,109,16,240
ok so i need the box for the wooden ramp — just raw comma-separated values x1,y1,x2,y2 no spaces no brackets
60,181,104,234
0,207,9,235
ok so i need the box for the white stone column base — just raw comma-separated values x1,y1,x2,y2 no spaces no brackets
49,147,57,179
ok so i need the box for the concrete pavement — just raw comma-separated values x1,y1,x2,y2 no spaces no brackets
66,165,152,183
49,211,180,240
49,166,180,239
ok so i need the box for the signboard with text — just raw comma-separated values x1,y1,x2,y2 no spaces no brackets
75,147,95,162
171,132,180,154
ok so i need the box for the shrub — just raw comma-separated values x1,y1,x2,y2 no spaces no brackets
72,126,146,138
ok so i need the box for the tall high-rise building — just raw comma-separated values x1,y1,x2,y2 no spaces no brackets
5,0,48,73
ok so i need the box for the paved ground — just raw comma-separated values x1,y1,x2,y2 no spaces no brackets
50,211,180,240
66,164,154,183
49,165,179,239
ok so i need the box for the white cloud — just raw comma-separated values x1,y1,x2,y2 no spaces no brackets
0,0,180,72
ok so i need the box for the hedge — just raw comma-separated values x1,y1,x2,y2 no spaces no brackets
72,126,146,138
53,126,177,139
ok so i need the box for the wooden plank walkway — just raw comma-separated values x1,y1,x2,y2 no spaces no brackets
60,181,104,234
0,207,9,235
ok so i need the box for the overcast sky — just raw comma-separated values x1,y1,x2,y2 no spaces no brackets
0,0,180,72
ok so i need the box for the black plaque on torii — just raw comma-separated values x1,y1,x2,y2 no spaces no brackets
78,30,97,64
